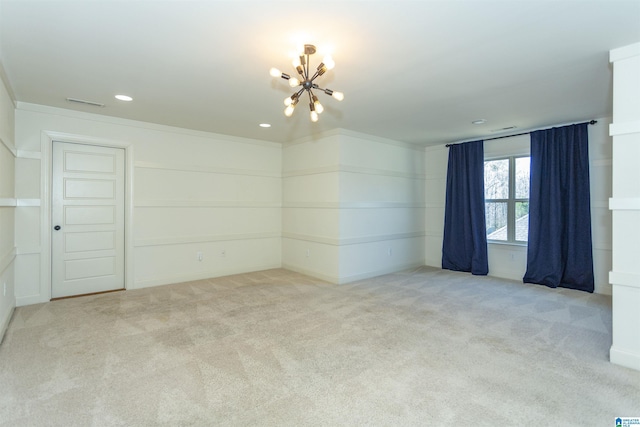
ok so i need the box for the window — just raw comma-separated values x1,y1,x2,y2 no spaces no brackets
484,156,530,243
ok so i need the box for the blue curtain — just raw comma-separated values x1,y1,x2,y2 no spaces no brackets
442,140,488,275
523,123,594,292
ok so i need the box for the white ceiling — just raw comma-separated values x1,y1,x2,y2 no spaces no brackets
1,0,639,146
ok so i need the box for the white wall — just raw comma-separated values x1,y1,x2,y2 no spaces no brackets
423,145,447,268
283,129,425,284
0,65,16,342
424,119,613,295
589,118,614,295
14,103,282,305
609,42,640,371
282,132,341,282
338,133,425,282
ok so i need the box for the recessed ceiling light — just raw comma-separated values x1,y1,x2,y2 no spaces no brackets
115,94,133,101
259,123,271,128
472,119,487,125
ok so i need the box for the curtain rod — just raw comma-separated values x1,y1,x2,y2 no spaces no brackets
445,120,598,147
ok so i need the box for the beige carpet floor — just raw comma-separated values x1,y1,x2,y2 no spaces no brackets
1,267,639,426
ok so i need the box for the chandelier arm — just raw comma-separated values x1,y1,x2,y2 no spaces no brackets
309,71,321,82
312,83,332,94
305,53,310,80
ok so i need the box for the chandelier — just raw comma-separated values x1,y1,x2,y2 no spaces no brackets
269,44,344,122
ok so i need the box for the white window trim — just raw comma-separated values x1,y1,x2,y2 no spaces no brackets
485,155,530,245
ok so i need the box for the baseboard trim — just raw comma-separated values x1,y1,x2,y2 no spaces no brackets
281,264,338,284
610,345,640,372
133,263,282,289
0,305,15,346
50,288,125,301
281,262,426,285
16,295,47,307
337,262,425,284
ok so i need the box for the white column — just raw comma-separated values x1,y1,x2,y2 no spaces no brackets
609,42,640,371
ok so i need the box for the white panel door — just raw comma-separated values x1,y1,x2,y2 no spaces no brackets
52,141,125,298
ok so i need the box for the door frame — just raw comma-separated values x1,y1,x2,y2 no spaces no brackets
41,131,134,301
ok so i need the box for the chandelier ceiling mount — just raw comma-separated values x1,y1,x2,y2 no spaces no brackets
270,44,344,122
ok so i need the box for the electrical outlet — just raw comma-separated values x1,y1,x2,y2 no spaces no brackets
197,251,203,262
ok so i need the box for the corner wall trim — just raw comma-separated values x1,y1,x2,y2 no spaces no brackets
135,200,281,208
135,232,280,247
0,306,16,346
0,247,16,275
610,42,640,63
17,199,41,207
610,345,640,371
609,271,640,289
609,121,640,137
0,135,17,157
18,102,281,149
16,150,41,160
135,161,281,178
283,165,425,180
609,197,640,210
282,231,426,246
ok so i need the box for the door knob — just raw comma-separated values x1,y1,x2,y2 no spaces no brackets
54,225,61,231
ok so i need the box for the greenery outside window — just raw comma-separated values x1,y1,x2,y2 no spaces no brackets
484,156,530,243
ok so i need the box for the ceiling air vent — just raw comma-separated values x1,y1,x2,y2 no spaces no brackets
490,126,517,133
65,97,105,108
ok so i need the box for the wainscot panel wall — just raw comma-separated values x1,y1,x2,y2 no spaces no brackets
13,103,282,305
282,133,341,282
0,70,16,343
609,42,640,371
424,118,613,295
338,133,425,282
282,130,425,284
423,145,447,268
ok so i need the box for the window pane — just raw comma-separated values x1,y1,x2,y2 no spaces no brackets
515,157,530,199
486,201,508,241
484,159,509,199
515,201,529,241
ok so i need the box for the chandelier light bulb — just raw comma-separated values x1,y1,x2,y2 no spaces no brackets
292,57,301,68
289,77,300,87
269,67,281,78
284,96,293,107
332,91,344,101
323,55,335,70
284,105,295,117
310,110,319,122
312,95,324,114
